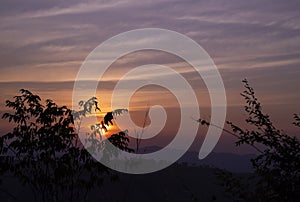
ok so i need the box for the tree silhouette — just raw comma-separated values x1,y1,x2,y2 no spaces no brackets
198,79,300,201
0,89,133,202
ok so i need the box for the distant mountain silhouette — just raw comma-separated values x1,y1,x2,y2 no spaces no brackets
139,146,255,173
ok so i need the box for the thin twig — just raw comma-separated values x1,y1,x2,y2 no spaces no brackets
192,117,264,154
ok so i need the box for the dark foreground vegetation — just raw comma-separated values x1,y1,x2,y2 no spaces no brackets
0,79,299,202
0,89,132,201
199,79,300,201
1,163,231,202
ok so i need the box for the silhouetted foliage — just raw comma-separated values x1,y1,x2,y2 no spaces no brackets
104,112,114,126
0,89,133,202
293,114,300,127
112,108,128,116
199,79,300,201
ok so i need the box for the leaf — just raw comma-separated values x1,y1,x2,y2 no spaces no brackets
112,108,128,116
100,121,107,132
103,112,114,126
78,100,84,107
94,101,101,112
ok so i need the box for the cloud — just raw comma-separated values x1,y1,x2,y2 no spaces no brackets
1,0,132,21
0,0,299,115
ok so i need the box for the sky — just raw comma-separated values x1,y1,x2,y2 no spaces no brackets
0,0,300,153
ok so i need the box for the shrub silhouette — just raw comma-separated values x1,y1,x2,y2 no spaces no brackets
199,79,300,201
0,89,133,202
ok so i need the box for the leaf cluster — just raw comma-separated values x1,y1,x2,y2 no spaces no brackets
199,80,300,201
0,89,132,202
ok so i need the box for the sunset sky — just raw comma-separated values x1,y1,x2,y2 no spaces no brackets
1,0,299,154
